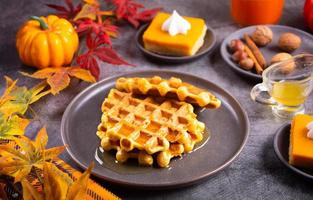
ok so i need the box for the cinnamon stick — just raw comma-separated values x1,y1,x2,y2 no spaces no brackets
244,34,267,69
244,44,263,74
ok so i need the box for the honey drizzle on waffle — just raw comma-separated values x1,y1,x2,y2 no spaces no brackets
96,89,205,167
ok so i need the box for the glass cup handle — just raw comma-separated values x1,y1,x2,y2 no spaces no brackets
250,83,276,105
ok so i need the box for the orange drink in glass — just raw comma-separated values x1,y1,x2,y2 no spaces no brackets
231,0,284,26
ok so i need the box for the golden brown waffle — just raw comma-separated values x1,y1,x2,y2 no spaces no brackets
97,132,185,168
115,76,221,109
96,89,205,167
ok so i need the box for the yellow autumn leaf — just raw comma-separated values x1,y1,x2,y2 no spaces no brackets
0,76,17,107
20,162,94,200
21,67,96,95
74,4,97,21
66,162,94,200
0,112,30,140
74,0,114,21
84,0,100,6
0,76,49,117
98,10,114,16
21,179,44,200
67,66,96,83
21,68,57,79
0,127,65,183
47,69,71,95
34,126,48,150
29,81,51,104
43,162,70,200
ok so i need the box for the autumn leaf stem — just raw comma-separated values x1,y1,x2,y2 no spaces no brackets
28,106,40,123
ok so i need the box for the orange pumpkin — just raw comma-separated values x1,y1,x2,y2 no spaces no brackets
16,15,79,68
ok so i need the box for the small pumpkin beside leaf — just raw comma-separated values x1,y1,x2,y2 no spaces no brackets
16,15,79,68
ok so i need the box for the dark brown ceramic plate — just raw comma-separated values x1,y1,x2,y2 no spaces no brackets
274,123,313,180
61,70,249,189
136,24,216,63
220,25,313,82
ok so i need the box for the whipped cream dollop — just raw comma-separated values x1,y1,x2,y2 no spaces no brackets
306,121,313,139
161,10,191,36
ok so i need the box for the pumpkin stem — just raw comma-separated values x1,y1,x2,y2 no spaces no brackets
30,16,49,30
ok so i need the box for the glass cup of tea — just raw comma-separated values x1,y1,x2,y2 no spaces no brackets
251,54,313,119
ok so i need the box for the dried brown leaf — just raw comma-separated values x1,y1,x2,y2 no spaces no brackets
21,67,96,95
47,69,71,95
67,66,96,83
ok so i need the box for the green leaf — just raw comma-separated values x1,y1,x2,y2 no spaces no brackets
0,76,49,118
0,112,29,140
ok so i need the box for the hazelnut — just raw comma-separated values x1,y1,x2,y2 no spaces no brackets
270,53,293,64
239,58,254,70
251,26,273,46
229,39,244,52
232,50,247,62
278,33,301,52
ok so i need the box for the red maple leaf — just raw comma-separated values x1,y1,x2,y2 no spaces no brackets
124,8,161,28
76,19,118,42
76,33,133,79
46,0,82,20
110,0,161,28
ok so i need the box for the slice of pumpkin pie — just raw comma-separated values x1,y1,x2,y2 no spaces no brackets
143,11,207,56
289,114,313,168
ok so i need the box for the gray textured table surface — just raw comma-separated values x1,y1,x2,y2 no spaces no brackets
1,0,313,199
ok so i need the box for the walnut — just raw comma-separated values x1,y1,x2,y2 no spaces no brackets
278,33,301,52
270,53,295,73
251,26,273,46
270,53,293,64
239,58,254,70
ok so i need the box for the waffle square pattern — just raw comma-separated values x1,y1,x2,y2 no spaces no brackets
96,77,221,168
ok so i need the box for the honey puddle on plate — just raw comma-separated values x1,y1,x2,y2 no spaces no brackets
94,129,211,174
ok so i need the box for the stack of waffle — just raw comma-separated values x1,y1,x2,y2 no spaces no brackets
96,76,221,167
